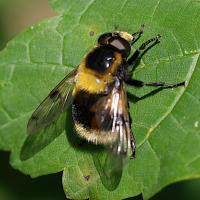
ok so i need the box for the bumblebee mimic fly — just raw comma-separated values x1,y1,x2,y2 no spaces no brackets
27,24,185,170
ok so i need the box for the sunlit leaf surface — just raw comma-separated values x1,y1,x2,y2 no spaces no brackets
0,0,199,199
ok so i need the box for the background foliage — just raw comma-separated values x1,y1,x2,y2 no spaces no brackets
0,0,200,199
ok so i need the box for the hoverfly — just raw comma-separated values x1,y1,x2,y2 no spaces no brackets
27,24,185,169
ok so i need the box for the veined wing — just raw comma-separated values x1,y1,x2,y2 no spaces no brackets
96,77,131,170
27,67,78,135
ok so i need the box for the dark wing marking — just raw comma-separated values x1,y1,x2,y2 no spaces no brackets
27,67,78,135
96,77,131,170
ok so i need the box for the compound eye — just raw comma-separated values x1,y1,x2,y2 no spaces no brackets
107,36,131,55
98,33,112,45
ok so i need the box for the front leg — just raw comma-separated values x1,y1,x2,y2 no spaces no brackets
127,34,162,66
125,78,185,88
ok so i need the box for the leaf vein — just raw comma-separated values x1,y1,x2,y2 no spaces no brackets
151,0,161,20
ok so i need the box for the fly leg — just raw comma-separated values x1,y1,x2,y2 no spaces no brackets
130,129,136,158
125,78,185,88
132,23,145,37
125,32,185,87
127,33,162,66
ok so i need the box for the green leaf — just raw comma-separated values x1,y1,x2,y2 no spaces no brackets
0,0,199,199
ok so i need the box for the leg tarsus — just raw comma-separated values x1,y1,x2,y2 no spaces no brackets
144,81,185,88
130,130,136,159
139,34,162,51
132,24,145,37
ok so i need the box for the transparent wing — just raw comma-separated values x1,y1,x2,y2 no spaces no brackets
96,77,131,170
27,67,78,135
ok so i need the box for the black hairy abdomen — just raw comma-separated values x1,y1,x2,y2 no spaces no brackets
72,90,112,131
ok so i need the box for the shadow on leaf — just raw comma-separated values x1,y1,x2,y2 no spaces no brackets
20,112,67,161
92,149,122,191
127,87,165,104
130,40,161,72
